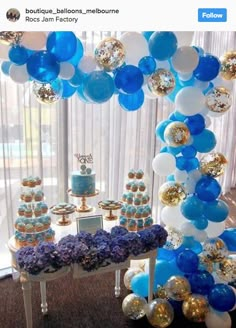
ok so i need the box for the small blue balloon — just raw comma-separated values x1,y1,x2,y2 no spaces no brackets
26,51,60,83
184,114,205,135
176,249,199,273
181,146,197,158
208,284,236,312
193,216,208,230
155,120,172,142
167,146,183,156
181,195,204,221
142,31,154,41
118,89,144,111
115,65,144,94
84,71,114,103
68,38,84,66
195,176,221,202
203,199,229,222
1,61,12,75
185,158,199,172
69,67,85,87
47,32,77,62
138,56,156,75
131,272,156,297
178,237,203,254
154,260,175,286
188,270,215,295
61,80,77,99
9,45,28,65
176,156,187,170
192,129,216,153
193,54,221,82
149,32,178,61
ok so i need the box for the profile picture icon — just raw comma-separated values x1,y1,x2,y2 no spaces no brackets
6,8,20,22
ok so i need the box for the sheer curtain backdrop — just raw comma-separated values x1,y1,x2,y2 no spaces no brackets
0,31,236,273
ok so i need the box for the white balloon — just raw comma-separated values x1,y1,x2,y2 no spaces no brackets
205,221,225,238
152,153,176,176
142,84,158,99
175,87,205,116
174,32,194,47
194,80,209,90
178,72,193,81
204,116,212,128
172,46,199,73
174,169,188,183
9,64,29,84
21,32,47,50
205,308,232,328
194,229,207,242
212,76,233,90
180,222,197,236
59,62,75,80
161,205,187,229
78,55,97,73
120,32,149,66
156,60,170,70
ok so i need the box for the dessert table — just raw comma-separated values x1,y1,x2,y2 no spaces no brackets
8,222,157,328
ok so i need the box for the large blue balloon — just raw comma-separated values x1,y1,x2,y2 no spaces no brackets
118,89,144,111
188,270,215,295
181,146,197,158
219,228,236,251
176,156,187,170
27,51,60,83
84,71,115,103
68,38,84,66
158,248,176,261
176,249,199,273
195,176,221,202
47,32,77,62
154,260,175,286
193,54,220,82
169,111,186,122
149,32,178,61
9,45,28,65
181,195,204,220
184,114,205,135
61,80,77,99
203,199,229,222
208,284,236,312
192,129,216,153
185,158,199,172
114,65,144,94
138,56,156,75
1,61,12,75
131,272,157,297
155,120,172,141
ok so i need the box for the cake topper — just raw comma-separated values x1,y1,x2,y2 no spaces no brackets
74,153,93,164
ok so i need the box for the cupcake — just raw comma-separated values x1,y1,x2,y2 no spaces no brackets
138,181,146,192
20,192,25,201
136,169,144,179
40,202,48,214
128,219,137,232
122,193,127,202
27,177,36,188
18,236,27,247
126,182,132,191
34,190,44,202
22,178,28,186
42,215,51,229
126,196,133,205
134,197,141,206
121,206,127,216
136,192,143,199
35,222,45,232
126,207,133,218
137,219,144,231
144,217,153,228
24,192,33,202
24,208,33,218
131,183,138,192
18,206,25,216
128,169,135,179
144,205,152,215
119,216,128,228
135,211,141,219
142,208,149,218
44,229,55,242
34,206,42,217
26,236,35,246
17,222,26,232
35,176,42,185
25,223,34,233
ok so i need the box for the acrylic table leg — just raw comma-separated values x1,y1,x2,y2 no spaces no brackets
148,253,156,303
115,270,121,298
22,281,33,328
40,281,48,315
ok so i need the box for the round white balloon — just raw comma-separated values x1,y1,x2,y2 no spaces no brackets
205,308,232,328
161,205,187,229
9,64,29,84
175,87,205,116
174,169,188,183
78,55,97,73
142,84,158,99
193,229,207,242
156,60,170,70
180,221,197,236
120,32,149,66
152,153,176,176
21,32,47,50
172,46,199,73
59,62,75,80
174,32,194,47
205,221,225,238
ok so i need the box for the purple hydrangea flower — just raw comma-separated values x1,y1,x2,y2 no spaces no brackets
72,242,89,263
58,234,76,246
81,249,99,271
110,245,129,263
16,246,34,268
124,232,144,256
110,226,128,237
75,231,93,247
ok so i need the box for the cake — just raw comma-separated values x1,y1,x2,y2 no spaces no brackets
71,165,96,196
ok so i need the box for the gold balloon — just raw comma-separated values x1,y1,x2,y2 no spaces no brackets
122,293,147,320
159,181,187,206
0,31,24,45
202,237,229,263
164,122,190,147
206,87,232,114
216,257,236,283
94,37,126,71
123,268,144,290
145,298,174,328
182,294,209,322
33,81,62,105
148,69,175,96
200,152,227,178
164,227,183,250
198,254,214,273
165,276,191,301
155,285,168,299
220,51,236,80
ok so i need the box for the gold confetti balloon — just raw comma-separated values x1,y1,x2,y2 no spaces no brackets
165,276,191,301
200,152,227,178
33,80,63,105
159,181,187,206
0,31,24,45
148,69,175,96
155,285,168,299
216,257,236,283
164,122,190,147
206,87,232,114
145,298,174,328
123,268,144,290
122,293,147,320
202,237,228,263
198,254,214,273
164,227,183,250
94,37,126,71
220,51,236,80
182,294,209,322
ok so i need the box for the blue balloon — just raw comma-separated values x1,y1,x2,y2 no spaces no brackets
175,238,203,255
138,56,156,75
178,76,195,87
192,129,216,153
114,65,144,94
176,156,187,170
181,146,197,158
68,38,84,66
188,270,215,295
219,228,236,251
170,111,186,122
203,82,214,95
176,249,199,273
142,31,154,41
167,146,182,156
185,158,199,172
131,272,156,297
203,199,229,222
149,32,178,61
47,32,77,62
208,284,236,312
181,195,204,220
167,174,175,181
118,89,144,111
192,46,204,56
193,54,221,82
195,176,221,202
77,84,91,103
84,71,114,103
184,114,205,135
158,248,176,261
27,51,60,83
1,61,12,75
61,80,77,99
154,260,175,286
9,45,28,65
193,216,208,230
69,67,85,87
155,120,172,142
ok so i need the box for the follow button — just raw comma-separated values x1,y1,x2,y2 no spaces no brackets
198,8,227,22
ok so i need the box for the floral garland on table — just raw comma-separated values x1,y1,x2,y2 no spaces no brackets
16,225,168,275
